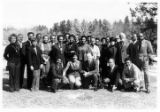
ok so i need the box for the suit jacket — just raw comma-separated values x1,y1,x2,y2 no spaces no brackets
51,43,66,64
21,40,32,64
28,46,43,70
127,41,139,65
108,45,117,62
105,65,120,85
116,41,129,64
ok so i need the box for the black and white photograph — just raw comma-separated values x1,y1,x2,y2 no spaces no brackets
1,0,159,111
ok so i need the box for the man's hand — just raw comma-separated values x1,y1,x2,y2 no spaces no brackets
125,78,130,82
40,64,43,69
83,72,88,77
30,66,34,71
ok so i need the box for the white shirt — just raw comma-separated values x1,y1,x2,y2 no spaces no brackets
90,45,100,60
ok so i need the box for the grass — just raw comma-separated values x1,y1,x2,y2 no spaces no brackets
2,63,157,109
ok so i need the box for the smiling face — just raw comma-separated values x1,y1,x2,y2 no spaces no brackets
17,34,23,43
10,36,17,43
43,36,49,43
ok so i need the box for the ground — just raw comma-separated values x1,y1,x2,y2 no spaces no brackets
2,62,158,109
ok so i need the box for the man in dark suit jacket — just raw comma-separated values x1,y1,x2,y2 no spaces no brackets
103,58,122,92
127,34,139,67
21,32,35,89
28,38,43,91
51,35,66,65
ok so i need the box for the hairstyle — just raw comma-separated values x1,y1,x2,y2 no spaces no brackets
27,32,34,37
57,35,64,40
101,37,106,42
36,33,41,37
17,33,23,37
8,33,17,42
69,34,75,40
110,37,116,42
43,35,49,40
81,35,86,40
95,38,100,41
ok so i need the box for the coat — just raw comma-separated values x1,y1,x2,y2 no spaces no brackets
28,46,43,70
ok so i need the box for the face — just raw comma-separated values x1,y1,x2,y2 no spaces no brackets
125,60,131,67
58,36,63,43
111,41,115,46
132,34,137,41
32,41,37,47
17,34,23,43
108,59,114,67
70,36,74,43
28,33,34,41
10,36,17,43
43,36,49,43
87,53,93,62
139,33,144,40
73,55,78,61
91,38,96,45
81,37,86,44
96,39,99,45
116,37,120,42
57,58,62,64
37,34,42,41
50,36,56,43
102,39,106,45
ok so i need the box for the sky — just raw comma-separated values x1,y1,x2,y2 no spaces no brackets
2,0,136,28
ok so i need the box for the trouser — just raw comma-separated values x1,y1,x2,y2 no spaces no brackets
82,73,98,89
31,69,40,91
51,78,68,90
8,62,21,91
138,56,150,90
103,75,122,89
27,64,33,89
123,80,140,90
20,62,25,88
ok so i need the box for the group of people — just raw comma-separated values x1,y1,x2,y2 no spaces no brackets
3,31,154,93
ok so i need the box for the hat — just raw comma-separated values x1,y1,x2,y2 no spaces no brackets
110,37,116,42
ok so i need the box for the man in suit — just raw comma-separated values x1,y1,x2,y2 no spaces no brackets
127,34,139,67
82,53,99,91
103,58,122,92
51,35,66,65
28,38,43,91
122,57,143,92
137,33,154,93
22,32,35,89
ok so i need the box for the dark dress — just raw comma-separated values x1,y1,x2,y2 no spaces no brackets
4,43,21,91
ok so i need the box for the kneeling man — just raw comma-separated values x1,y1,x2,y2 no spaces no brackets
103,58,122,92
82,53,99,91
122,57,143,92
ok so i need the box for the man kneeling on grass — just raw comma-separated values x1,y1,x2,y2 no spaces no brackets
81,53,99,91
50,58,69,93
103,58,122,92
122,57,143,92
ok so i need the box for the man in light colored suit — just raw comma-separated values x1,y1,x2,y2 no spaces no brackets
122,57,143,92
